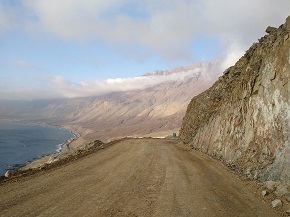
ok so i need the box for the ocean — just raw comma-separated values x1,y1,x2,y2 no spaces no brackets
0,119,74,175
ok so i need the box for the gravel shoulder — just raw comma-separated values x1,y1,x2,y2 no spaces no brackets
0,138,282,216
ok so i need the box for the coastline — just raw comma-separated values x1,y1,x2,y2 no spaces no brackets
24,121,82,154
18,120,82,153
0,119,82,174
3,120,179,173
18,124,97,171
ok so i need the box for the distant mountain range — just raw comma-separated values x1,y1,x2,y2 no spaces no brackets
0,62,221,142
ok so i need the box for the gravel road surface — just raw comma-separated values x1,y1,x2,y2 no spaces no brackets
0,138,281,216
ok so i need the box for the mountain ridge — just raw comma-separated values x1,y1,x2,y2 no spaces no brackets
0,61,221,142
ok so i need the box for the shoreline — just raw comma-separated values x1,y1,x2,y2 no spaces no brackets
16,123,102,172
0,119,82,174
1,120,179,174
22,121,82,154
14,120,82,153
19,126,83,171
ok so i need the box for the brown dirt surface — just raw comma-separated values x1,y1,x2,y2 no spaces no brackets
0,138,283,217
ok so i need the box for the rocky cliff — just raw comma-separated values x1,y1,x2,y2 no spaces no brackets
180,17,290,194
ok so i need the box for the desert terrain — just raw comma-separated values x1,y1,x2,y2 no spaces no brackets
0,138,282,217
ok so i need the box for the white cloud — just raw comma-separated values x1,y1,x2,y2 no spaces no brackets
23,0,290,61
2,0,289,61
23,0,115,40
0,3,19,33
0,0,289,100
219,38,246,71
0,64,218,100
47,68,204,99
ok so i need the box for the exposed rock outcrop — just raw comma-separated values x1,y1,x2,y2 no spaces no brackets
286,15,290,31
265,26,277,34
180,16,290,194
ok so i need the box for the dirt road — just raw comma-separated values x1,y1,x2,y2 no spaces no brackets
0,138,281,216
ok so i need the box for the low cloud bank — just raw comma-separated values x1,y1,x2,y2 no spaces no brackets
0,64,219,100
47,67,209,99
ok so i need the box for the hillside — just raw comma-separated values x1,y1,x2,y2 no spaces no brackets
0,62,220,142
180,16,290,199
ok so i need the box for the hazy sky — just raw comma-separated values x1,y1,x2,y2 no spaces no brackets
0,0,289,100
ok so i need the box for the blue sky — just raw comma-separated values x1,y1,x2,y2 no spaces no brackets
0,0,289,100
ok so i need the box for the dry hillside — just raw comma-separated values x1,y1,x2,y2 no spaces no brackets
0,62,220,142
180,16,290,201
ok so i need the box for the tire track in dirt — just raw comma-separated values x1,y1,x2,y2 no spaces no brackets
0,138,281,217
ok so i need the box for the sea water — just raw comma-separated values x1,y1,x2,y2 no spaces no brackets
0,119,74,175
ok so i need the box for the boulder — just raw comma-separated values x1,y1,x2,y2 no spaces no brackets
271,199,282,208
286,194,290,202
93,140,104,147
4,170,13,178
274,185,289,197
265,181,279,192
261,190,268,197
47,156,58,164
265,26,276,33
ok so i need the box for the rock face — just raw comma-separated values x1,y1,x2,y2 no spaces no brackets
180,17,290,190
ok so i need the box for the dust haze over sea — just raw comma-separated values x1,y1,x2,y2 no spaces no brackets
0,119,74,175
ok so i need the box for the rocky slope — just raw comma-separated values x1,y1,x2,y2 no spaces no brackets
0,62,220,142
180,16,290,198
